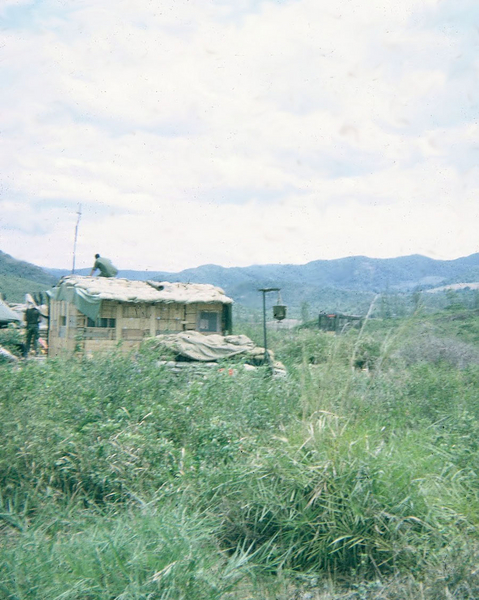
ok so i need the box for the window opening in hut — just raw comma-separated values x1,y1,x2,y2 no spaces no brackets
87,317,116,328
198,311,219,332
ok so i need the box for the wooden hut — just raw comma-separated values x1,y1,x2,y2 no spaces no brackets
47,276,233,357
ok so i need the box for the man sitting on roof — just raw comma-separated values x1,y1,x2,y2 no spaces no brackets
89,254,118,278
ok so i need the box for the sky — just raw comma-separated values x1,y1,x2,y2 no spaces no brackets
0,0,478,273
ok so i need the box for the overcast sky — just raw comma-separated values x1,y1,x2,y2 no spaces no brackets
0,0,478,272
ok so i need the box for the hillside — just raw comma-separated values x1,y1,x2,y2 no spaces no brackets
28,252,479,315
0,251,57,303
141,255,476,313
149,253,479,290
46,253,479,291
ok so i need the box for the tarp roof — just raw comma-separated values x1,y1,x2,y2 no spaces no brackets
47,276,233,321
0,299,21,324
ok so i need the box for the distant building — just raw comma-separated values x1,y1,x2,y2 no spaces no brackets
47,276,233,357
318,312,363,333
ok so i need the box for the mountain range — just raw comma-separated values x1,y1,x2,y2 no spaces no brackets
47,253,479,316
0,250,57,304
1,249,478,314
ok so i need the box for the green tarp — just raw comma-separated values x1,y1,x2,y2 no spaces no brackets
0,300,21,324
47,284,102,322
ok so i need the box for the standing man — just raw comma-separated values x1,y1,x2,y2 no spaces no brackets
89,254,118,278
24,299,41,357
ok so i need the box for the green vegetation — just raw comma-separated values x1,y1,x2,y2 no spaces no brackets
0,251,56,283
0,251,57,303
0,327,24,359
0,275,54,305
1,309,479,598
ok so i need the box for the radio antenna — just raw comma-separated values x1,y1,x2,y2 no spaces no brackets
72,203,82,274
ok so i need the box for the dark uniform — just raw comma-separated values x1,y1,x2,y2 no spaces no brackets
24,306,41,356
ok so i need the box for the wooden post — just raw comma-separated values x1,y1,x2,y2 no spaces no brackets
116,304,122,342
150,304,156,337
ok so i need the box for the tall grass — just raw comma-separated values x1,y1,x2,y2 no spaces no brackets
1,310,479,598
205,411,479,576
0,502,249,600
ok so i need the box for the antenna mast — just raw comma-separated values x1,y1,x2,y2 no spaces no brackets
72,203,82,274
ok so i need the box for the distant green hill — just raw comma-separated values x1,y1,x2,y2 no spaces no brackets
36,252,479,317
0,251,57,303
47,253,479,290
137,254,479,316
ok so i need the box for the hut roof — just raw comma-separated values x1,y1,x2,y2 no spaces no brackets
48,276,233,321
52,275,232,303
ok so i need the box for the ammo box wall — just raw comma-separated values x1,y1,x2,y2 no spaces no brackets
48,299,227,357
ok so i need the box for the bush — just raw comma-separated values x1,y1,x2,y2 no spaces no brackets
0,327,24,357
397,333,479,369
206,417,472,576
0,503,248,600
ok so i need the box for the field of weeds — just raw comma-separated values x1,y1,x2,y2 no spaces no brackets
1,309,479,599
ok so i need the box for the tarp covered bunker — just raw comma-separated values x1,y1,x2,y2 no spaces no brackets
151,331,256,361
150,330,287,376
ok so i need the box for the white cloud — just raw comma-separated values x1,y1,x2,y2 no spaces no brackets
0,0,478,271
0,0,33,12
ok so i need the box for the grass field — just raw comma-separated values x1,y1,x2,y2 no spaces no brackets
1,308,478,599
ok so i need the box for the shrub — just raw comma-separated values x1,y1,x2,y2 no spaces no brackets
0,327,24,357
0,503,249,600
204,417,474,576
397,333,479,369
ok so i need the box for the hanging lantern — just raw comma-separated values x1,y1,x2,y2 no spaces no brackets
273,290,287,321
